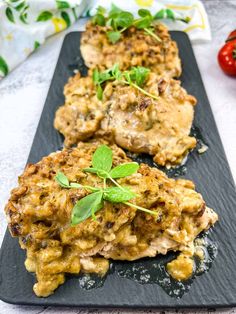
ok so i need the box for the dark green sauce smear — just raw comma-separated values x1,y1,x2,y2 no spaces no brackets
77,232,217,298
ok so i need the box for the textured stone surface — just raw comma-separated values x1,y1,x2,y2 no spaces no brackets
0,0,235,312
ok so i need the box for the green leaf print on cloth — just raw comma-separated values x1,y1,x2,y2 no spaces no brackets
56,1,70,9
0,57,9,77
61,11,71,27
37,11,53,21
5,7,15,23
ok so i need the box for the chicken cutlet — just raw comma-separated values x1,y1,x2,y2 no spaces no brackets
5,141,218,297
81,21,181,78
54,71,197,167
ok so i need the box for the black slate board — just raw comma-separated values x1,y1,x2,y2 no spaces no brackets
0,32,236,309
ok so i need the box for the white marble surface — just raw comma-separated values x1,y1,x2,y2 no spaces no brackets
0,0,235,313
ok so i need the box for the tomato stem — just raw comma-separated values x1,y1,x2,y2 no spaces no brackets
233,46,236,59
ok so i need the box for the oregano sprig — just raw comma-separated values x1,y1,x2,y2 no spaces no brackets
55,145,158,225
92,5,190,44
93,64,158,101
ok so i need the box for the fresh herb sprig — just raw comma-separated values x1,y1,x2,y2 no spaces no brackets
93,64,158,101
92,5,190,44
93,4,161,43
55,145,157,225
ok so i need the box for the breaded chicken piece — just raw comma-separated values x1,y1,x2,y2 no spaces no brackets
54,72,197,167
5,141,218,297
81,22,181,78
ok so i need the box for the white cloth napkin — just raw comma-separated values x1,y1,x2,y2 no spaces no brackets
0,0,210,79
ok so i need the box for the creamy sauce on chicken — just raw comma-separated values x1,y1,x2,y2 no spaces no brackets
5,141,218,297
54,72,197,167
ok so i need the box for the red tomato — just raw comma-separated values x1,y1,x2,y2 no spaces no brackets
226,29,236,42
218,41,236,76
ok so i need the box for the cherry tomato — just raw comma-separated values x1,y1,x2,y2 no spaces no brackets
218,40,236,76
226,29,236,42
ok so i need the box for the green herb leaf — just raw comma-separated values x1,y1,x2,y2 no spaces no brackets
83,168,99,174
93,65,158,101
138,9,152,18
110,162,139,179
37,11,53,22
97,6,106,16
111,63,122,80
97,84,103,100
154,9,165,19
129,66,150,87
71,191,103,225
93,6,106,26
115,11,134,28
103,187,136,203
109,3,122,18
93,13,106,26
135,16,152,29
166,9,175,20
107,30,121,43
92,145,113,172
55,171,70,187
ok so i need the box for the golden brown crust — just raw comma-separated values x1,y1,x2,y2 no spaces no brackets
54,73,105,146
81,22,181,78
5,141,218,297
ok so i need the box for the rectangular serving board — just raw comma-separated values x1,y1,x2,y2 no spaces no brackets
0,32,236,309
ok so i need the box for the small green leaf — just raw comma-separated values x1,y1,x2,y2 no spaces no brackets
124,71,131,84
109,3,122,18
92,68,99,84
103,187,136,203
166,9,175,20
56,0,70,9
98,71,112,83
34,41,40,50
129,66,150,86
138,9,152,18
154,9,165,19
37,11,53,22
83,168,98,174
97,6,106,16
115,12,134,28
55,171,70,187
6,7,15,23
135,16,152,29
111,63,122,80
61,11,71,27
97,84,103,100
71,191,103,225
0,56,9,76
92,145,113,172
93,13,106,26
110,162,139,179
107,31,121,43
